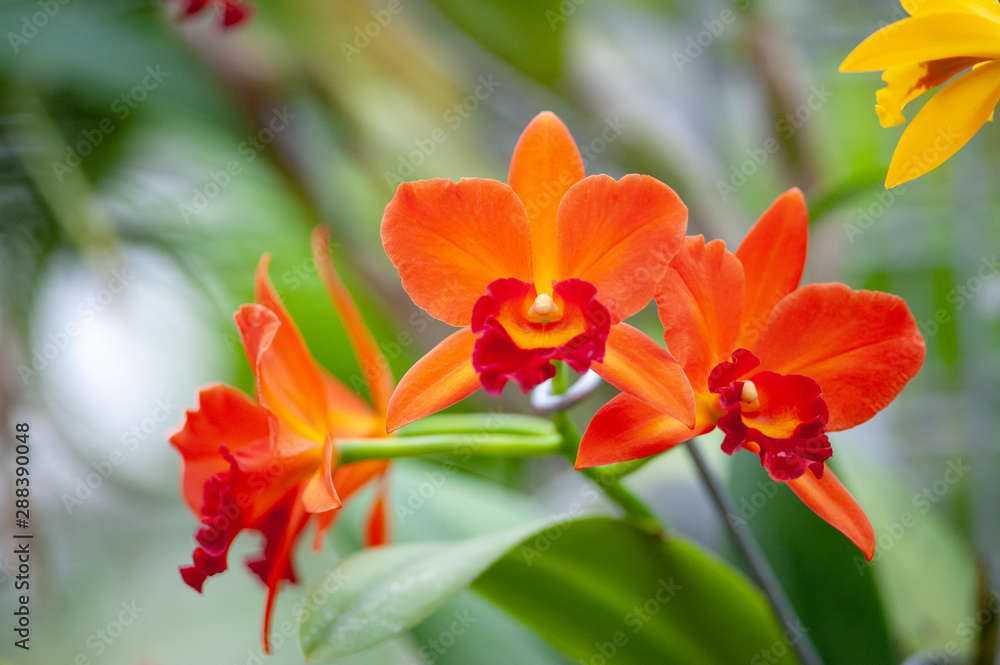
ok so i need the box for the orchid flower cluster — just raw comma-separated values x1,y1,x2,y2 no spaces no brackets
170,112,925,651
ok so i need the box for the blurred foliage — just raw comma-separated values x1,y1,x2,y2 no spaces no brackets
0,0,998,663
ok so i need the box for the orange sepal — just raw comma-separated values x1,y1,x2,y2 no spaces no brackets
385,327,481,432
557,174,688,323
591,323,696,428
261,490,310,654
301,436,342,513
312,226,395,415
752,284,926,431
236,302,328,446
657,236,745,390
734,189,809,349
786,466,876,560
508,111,586,291
576,392,714,468
250,257,330,433
381,178,533,326
364,475,390,547
169,384,271,515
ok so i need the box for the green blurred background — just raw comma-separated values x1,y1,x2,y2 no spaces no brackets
0,0,997,663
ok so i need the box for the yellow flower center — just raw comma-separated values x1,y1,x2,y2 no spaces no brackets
527,293,562,323
740,380,760,412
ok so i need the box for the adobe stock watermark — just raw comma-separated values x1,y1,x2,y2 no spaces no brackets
18,267,134,384
917,588,1000,664
916,255,999,338
890,126,961,188
725,479,779,528
340,0,403,62
236,569,352,664
220,237,354,358
673,0,751,72
393,409,506,524
179,106,297,222
854,458,969,575
60,398,178,514
716,84,833,201
576,578,682,665
50,66,170,182
70,600,143,664
578,116,630,166
750,619,809,665
519,479,613,566
7,0,71,53
417,609,478,664
545,0,589,29
383,75,503,188
843,184,908,244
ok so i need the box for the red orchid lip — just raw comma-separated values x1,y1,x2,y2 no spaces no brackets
380,111,692,430
470,278,610,395
172,228,394,653
710,349,832,482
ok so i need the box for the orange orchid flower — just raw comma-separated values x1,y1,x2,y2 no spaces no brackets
170,227,392,652
381,111,695,432
576,189,926,558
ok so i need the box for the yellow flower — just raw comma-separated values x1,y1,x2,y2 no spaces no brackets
840,0,1000,188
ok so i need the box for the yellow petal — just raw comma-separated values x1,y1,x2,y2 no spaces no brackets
903,0,1000,19
876,56,986,127
840,11,1000,72
886,59,1000,187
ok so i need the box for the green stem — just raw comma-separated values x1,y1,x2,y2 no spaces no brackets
550,363,662,531
687,438,825,665
395,413,556,438
337,433,563,465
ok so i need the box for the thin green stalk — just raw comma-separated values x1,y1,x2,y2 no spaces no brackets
687,438,824,665
549,363,662,532
336,433,563,465
395,413,556,438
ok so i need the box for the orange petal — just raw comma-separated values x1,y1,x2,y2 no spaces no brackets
385,327,481,432
169,384,271,515
246,257,375,442
576,392,715,468
334,459,390,500
381,178,533,326
657,236,745,391
591,323,696,428
752,284,926,431
786,466,875,560
240,284,327,443
311,509,339,551
557,174,688,322
226,439,320,525
364,474,390,547
312,226,395,416
319,371,380,438
261,490,310,654
507,111,586,292
734,189,809,349
301,435,342,513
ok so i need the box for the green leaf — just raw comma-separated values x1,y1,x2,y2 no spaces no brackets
728,453,897,665
836,455,977,659
299,519,549,662
474,519,800,665
301,516,800,664
426,0,566,84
